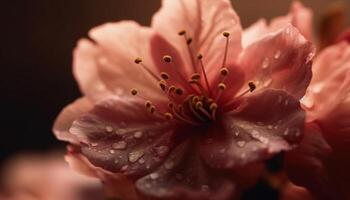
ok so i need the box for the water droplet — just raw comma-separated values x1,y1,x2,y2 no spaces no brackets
237,141,246,147
295,129,301,137
259,137,269,144
262,58,269,69
91,143,98,147
278,95,283,104
109,149,115,154
164,161,174,170
283,128,289,136
155,146,169,157
251,130,260,138
112,141,127,150
138,158,145,164
284,99,289,106
128,151,144,163
301,95,314,109
134,131,143,139
267,125,274,130
114,159,119,164
150,173,159,180
274,50,281,59
241,153,246,159
105,126,113,133
234,130,240,137
121,165,128,171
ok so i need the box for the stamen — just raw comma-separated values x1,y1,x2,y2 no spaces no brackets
164,112,174,120
191,73,201,81
248,81,256,92
175,88,184,95
198,54,211,95
171,105,200,126
215,83,227,102
134,57,161,82
218,83,227,90
179,30,197,73
163,55,172,63
188,99,206,122
145,101,152,108
222,32,230,68
189,79,207,96
159,80,167,91
168,85,176,94
160,72,170,80
209,103,218,120
149,106,156,114
195,101,203,109
131,88,138,96
220,68,229,77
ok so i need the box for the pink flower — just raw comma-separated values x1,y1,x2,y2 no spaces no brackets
54,0,314,199
285,39,350,199
0,152,105,200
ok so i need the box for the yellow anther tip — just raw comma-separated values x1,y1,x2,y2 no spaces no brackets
191,73,201,80
160,72,170,80
163,55,172,63
145,101,152,108
210,103,218,110
178,30,186,35
218,83,227,90
164,112,173,120
248,82,256,92
186,38,193,45
175,88,184,95
220,68,229,76
134,58,142,64
223,32,230,37
131,89,138,95
197,54,203,60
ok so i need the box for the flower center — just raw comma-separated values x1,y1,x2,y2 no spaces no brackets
131,31,256,126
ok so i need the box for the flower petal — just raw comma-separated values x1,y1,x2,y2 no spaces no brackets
74,21,164,102
200,89,305,169
152,0,242,75
136,141,235,200
69,97,178,179
240,25,314,99
53,97,93,144
243,1,313,48
302,42,350,122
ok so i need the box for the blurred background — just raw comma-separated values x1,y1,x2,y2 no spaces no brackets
0,0,349,169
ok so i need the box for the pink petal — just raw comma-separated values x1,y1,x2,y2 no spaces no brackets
53,97,93,145
74,21,164,102
65,152,140,200
281,183,313,200
69,97,178,179
200,89,305,169
243,1,313,48
302,42,350,122
152,0,242,75
136,141,235,200
336,27,350,43
240,25,314,99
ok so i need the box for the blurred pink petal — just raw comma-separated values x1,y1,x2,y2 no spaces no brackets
0,152,105,200
243,1,313,48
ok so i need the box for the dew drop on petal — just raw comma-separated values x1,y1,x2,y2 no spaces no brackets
105,126,113,133
128,151,144,163
138,157,145,164
91,143,98,147
283,128,289,136
237,141,246,147
150,173,159,180
164,160,174,170
116,128,127,136
274,50,281,59
155,146,169,157
109,149,115,154
262,58,270,69
251,130,260,138
112,141,127,150
134,131,143,139
114,159,119,164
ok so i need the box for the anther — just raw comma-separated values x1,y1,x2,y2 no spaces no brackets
160,72,169,80
192,96,199,103
210,103,218,110
186,38,193,45
145,101,152,108
248,82,256,92
164,112,174,120
149,106,156,114
159,80,167,91
178,30,186,36
168,102,174,108
175,88,184,95
218,83,227,90
131,88,138,96
223,32,230,37
134,58,142,64
163,55,172,63
191,73,201,80
220,68,229,76
195,101,203,109
168,85,176,94
197,54,203,60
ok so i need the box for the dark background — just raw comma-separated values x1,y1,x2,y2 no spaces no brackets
0,0,349,165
